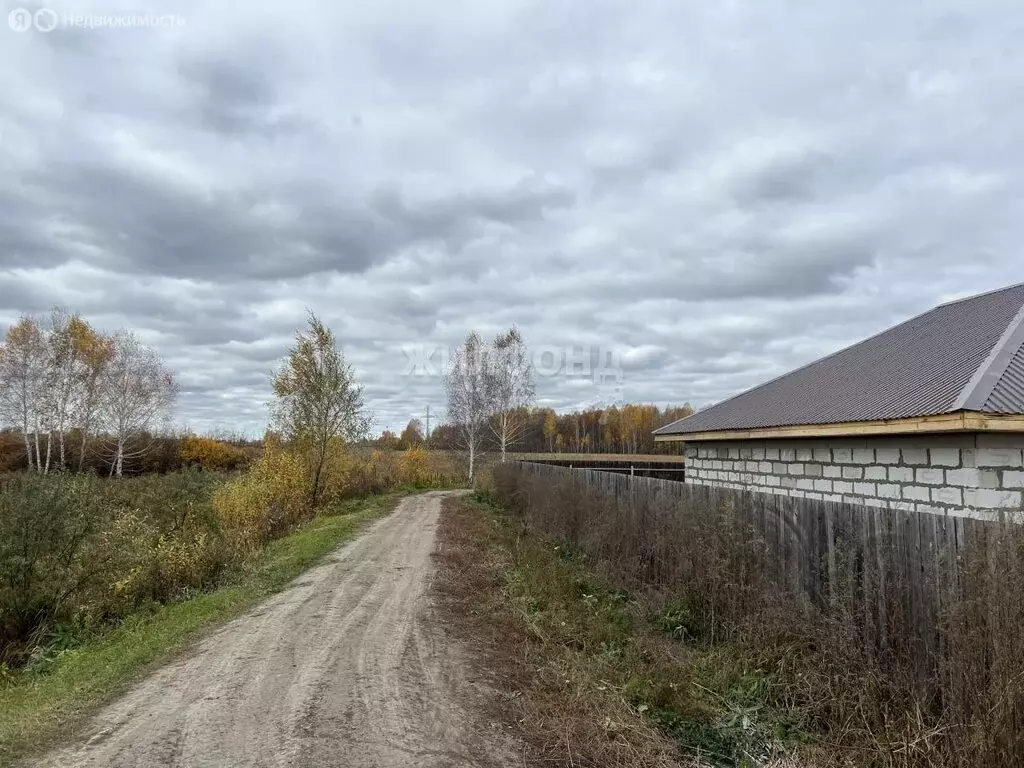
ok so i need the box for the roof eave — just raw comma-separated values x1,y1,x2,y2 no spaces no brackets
652,410,1024,442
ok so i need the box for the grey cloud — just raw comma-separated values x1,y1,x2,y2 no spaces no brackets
731,150,838,205
178,54,308,138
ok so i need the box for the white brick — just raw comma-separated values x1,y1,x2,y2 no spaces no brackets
978,470,1000,489
822,493,843,503
796,478,815,490
847,495,885,509
842,466,863,479
788,463,805,475
758,461,772,473
790,490,806,498
796,448,813,461
916,468,945,485
833,480,853,494
976,448,1024,468
966,488,1023,509
946,468,980,487
864,466,887,480
904,486,930,502
962,448,977,468
780,448,796,461
813,479,833,492
916,504,944,515
1003,470,1024,489
765,476,781,487
823,465,841,478
728,448,740,459
854,482,876,496
752,447,765,460
930,448,960,467
892,501,915,512
932,486,962,506
876,448,900,464
888,466,913,483
805,492,823,500
764,448,779,460
833,448,853,462
813,448,831,462
746,461,759,472
902,448,929,466
877,483,901,499
851,449,875,464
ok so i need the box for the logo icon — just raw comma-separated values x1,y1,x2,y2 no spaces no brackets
8,7,32,31
34,7,58,31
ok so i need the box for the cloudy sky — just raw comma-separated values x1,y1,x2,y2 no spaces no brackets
2,0,1023,435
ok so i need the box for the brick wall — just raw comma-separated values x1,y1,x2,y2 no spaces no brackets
683,433,1024,519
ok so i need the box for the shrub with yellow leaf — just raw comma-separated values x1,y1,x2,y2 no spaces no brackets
212,442,309,557
180,435,248,471
400,445,428,486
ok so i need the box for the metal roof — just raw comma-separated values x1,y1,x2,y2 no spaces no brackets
655,283,1024,436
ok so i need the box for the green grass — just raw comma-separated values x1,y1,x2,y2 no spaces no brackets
0,491,406,765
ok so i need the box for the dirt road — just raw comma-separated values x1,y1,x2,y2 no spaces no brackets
34,491,517,768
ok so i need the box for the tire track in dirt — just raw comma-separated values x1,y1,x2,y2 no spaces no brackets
32,491,518,768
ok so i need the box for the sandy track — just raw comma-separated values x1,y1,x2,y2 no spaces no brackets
33,491,517,768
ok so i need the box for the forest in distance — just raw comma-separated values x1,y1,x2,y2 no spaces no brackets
381,403,692,457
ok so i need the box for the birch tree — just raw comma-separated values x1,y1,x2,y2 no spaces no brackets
444,331,492,482
0,316,47,471
43,309,105,471
271,313,369,508
74,326,114,471
488,327,535,461
100,332,178,476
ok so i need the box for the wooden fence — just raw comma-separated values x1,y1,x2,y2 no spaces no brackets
508,461,1016,679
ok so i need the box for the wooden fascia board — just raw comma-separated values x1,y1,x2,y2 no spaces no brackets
652,411,1024,442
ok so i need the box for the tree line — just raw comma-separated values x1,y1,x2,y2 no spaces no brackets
383,403,692,456
0,309,177,476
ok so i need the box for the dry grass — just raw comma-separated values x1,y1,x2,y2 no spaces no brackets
435,494,813,767
487,463,1024,768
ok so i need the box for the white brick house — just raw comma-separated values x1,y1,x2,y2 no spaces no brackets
654,284,1024,520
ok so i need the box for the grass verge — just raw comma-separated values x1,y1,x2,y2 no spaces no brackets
0,491,406,766
435,492,808,768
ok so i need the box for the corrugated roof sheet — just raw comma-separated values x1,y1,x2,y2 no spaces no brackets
655,283,1024,436
984,342,1024,414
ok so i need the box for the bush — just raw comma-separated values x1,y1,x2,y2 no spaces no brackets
0,470,227,666
179,436,248,472
212,443,309,557
0,474,106,664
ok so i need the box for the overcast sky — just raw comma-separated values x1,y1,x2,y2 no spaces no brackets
2,0,1023,435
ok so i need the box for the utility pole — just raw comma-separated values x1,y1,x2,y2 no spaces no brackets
423,405,431,440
